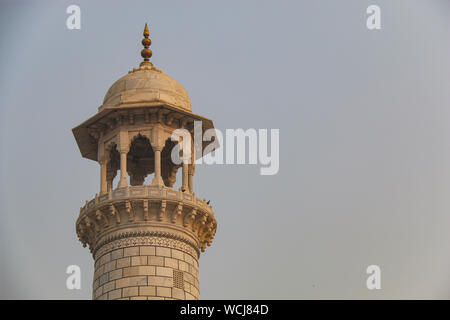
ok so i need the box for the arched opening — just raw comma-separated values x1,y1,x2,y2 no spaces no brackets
107,144,120,191
127,135,154,186
161,138,181,188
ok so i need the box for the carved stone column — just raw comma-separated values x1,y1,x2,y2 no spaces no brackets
118,131,129,188
107,180,113,193
99,159,107,194
188,163,195,193
182,161,189,192
152,145,164,186
118,151,128,188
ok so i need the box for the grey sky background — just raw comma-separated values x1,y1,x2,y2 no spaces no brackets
1,0,450,299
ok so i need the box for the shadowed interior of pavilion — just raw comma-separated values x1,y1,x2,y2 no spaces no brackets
106,135,183,192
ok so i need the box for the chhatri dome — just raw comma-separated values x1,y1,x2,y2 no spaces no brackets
73,23,213,162
101,23,192,112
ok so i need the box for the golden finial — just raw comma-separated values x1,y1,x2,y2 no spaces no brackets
140,23,153,67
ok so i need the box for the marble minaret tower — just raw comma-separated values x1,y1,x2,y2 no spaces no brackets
72,24,217,300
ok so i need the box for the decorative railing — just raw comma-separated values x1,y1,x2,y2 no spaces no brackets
79,185,213,216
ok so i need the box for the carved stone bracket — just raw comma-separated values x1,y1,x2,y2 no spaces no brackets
125,200,135,222
184,208,197,228
109,204,120,224
158,200,166,221
172,203,183,223
143,200,149,221
95,209,109,227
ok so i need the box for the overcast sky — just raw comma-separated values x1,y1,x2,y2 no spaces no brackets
1,0,450,299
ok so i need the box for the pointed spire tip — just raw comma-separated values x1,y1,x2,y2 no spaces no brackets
140,23,152,67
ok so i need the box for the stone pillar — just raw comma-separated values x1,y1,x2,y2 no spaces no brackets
107,169,115,193
182,162,189,192
107,180,113,193
152,146,164,186
100,160,107,194
188,165,195,193
118,151,128,188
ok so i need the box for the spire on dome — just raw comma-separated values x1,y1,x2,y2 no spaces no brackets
140,23,153,67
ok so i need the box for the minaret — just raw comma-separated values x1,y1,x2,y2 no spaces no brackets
72,24,217,300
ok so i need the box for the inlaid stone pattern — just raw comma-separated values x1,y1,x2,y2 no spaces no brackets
93,242,200,300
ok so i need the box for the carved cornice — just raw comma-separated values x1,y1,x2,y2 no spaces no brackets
76,185,217,255
72,105,215,162
94,230,200,260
